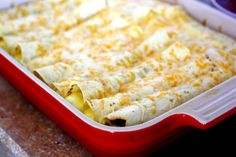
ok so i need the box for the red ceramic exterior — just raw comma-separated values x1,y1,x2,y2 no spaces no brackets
0,53,235,156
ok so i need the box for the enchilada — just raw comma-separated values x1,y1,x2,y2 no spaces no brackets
1,0,235,126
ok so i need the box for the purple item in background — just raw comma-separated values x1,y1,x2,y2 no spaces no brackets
212,0,236,18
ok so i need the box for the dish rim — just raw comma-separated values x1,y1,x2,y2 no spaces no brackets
0,0,236,133
211,0,236,18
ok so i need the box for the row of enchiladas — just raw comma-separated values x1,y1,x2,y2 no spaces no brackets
0,0,236,126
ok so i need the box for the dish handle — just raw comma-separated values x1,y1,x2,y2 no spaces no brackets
174,76,236,129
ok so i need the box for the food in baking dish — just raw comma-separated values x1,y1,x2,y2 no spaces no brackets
0,0,235,126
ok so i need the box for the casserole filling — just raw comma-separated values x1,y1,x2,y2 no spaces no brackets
1,0,235,126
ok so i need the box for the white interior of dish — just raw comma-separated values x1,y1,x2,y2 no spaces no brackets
176,0,236,38
1,0,236,132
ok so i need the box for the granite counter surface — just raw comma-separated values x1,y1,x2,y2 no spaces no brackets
0,76,92,157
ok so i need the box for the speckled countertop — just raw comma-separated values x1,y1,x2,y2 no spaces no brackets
0,76,92,157
0,127,29,157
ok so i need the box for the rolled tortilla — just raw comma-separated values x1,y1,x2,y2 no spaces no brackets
161,42,191,61
5,3,161,67
135,29,170,57
26,56,57,72
89,27,168,66
70,61,154,101
113,29,170,67
72,70,137,102
0,0,106,35
0,9,114,55
205,48,236,74
90,29,171,69
55,41,192,102
33,53,103,85
0,35,22,53
48,39,189,99
15,41,45,63
52,59,163,99
34,62,74,86
105,68,233,126
88,55,218,123
52,77,85,97
112,27,191,68
0,29,55,58
0,0,76,22
75,0,106,20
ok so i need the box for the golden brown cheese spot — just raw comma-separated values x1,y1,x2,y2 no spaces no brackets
167,61,173,67
53,52,63,61
147,96,155,101
38,17,47,26
89,70,96,76
9,13,17,19
129,72,136,82
175,93,182,98
217,61,230,70
151,108,156,114
116,60,122,67
19,25,26,32
100,100,105,109
196,59,208,70
168,31,177,38
120,97,131,106
154,54,163,62
54,25,62,33
141,11,157,27
104,43,113,49
124,56,132,65
132,53,142,61
213,75,220,83
106,86,113,95
165,75,175,83
144,44,149,52
157,91,168,98
193,81,201,87
98,89,105,98
129,26,143,38
104,64,116,72
21,10,29,16
53,44,65,50
117,79,123,86
207,82,215,88
170,49,178,60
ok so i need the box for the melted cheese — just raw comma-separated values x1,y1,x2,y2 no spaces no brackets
1,0,235,126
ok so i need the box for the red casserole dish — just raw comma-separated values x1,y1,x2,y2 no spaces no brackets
0,0,236,156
